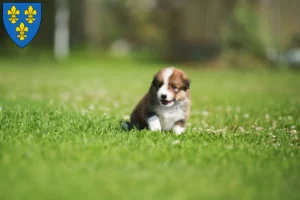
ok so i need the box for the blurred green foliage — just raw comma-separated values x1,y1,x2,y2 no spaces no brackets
1,0,300,66
220,0,272,67
99,0,169,59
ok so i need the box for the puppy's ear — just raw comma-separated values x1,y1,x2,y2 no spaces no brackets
183,78,191,90
151,74,158,86
150,74,158,91
151,76,155,85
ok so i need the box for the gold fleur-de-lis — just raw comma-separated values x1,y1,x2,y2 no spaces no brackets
25,5,37,24
7,5,20,24
16,23,29,41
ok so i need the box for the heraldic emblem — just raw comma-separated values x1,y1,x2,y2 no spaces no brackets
3,2,42,48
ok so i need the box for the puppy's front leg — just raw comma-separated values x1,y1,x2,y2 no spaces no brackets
147,115,161,131
173,120,186,135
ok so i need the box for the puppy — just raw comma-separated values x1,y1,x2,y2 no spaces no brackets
125,67,191,135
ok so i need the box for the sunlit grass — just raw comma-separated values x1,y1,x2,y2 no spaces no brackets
0,57,299,200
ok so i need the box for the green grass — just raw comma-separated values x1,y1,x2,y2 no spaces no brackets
0,57,299,200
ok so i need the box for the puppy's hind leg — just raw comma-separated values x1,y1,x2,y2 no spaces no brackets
121,121,132,131
173,120,186,135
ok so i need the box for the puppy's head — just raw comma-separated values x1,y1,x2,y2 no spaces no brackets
151,67,190,107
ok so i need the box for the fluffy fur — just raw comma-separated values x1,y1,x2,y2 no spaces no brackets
124,67,191,135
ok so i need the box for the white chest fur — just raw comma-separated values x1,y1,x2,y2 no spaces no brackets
154,104,185,131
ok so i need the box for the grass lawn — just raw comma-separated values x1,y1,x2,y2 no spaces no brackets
0,57,299,200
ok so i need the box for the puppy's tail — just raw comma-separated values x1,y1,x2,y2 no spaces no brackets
121,121,133,132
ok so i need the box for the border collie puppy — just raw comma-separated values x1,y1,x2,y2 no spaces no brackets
124,67,191,135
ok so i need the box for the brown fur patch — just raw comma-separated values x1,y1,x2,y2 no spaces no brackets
168,68,190,101
174,120,186,127
130,93,150,129
151,68,165,90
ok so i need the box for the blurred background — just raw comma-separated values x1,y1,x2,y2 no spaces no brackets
1,0,300,68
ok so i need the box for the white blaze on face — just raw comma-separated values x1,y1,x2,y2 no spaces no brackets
157,67,174,106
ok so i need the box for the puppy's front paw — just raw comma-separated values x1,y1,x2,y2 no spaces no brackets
149,124,161,131
147,115,161,132
173,125,185,135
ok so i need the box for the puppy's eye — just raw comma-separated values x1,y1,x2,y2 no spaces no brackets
171,85,179,92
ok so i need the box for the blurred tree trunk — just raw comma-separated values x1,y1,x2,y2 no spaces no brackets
270,0,281,46
54,0,70,59
278,0,300,45
70,0,85,48
156,0,185,61
83,0,102,49
259,0,300,46
159,0,236,61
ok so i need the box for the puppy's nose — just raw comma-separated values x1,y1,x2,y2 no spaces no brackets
161,94,167,99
